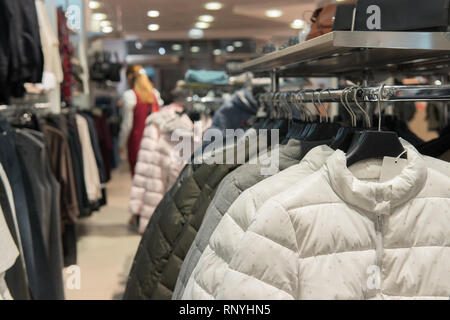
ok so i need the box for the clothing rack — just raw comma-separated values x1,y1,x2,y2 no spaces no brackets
0,103,51,125
0,103,50,110
260,85,450,104
186,96,224,105
0,103,50,117
185,95,224,115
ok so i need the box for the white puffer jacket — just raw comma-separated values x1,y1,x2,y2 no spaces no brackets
185,144,450,299
183,145,335,299
129,105,195,234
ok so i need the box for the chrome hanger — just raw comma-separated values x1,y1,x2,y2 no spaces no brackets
311,90,323,123
340,87,357,127
350,86,371,128
317,89,330,123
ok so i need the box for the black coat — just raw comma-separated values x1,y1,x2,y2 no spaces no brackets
0,0,44,104
124,143,252,300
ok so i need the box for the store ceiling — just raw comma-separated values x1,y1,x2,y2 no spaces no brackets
90,0,323,41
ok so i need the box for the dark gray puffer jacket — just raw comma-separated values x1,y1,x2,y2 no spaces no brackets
123,136,257,300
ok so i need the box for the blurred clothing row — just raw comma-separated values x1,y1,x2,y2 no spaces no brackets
0,107,114,300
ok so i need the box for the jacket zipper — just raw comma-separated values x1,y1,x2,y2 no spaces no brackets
375,214,384,298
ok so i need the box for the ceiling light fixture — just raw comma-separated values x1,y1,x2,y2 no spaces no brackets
92,13,107,20
205,2,223,11
158,47,166,55
148,24,160,31
195,22,210,29
199,15,214,23
233,41,243,48
188,28,204,39
190,46,200,53
172,44,182,51
147,10,160,18
213,49,222,56
89,1,101,9
100,20,111,28
265,9,283,18
291,19,305,29
102,26,113,33
226,45,235,52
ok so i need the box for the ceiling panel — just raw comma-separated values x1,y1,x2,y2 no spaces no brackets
90,0,322,40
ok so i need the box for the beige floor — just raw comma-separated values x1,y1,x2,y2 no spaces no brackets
64,162,141,300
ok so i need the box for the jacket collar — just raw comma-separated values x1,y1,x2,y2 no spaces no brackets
326,145,427,215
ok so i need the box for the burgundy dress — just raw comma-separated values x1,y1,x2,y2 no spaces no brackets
127,89,160,175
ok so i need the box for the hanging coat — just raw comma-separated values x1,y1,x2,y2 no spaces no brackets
175,140,334,299
185,145,450,300
124,130,260,300
129,106,196,233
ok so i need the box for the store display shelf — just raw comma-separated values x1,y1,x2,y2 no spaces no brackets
238,31,450,77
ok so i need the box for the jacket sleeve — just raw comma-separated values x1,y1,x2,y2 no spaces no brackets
75,115,102,202
128,123,162,227
61,139,80,223
183,196,298,300
217,199,299,300
183,186,261,299
119,90,137,149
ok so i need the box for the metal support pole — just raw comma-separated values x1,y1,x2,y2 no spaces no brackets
271,69,280,92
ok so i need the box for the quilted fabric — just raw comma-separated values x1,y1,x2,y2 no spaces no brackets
174,139,332,299
128,107,195,234
186,145,450,299
182,144,335,299
123,133,257,300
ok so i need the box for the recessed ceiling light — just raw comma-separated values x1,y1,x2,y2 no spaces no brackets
205,2,223,11
265,9,283,18
226,45,234,52
92,13,107,20
213,49,222,56
291,19,305,29
147,10,160,18
188,28,204,39
233,41,243,48
435,80,442,86
195,22,210,29
199,15,214,23
102,26,113,33
148,24,160,31
100,20,111,27
89,1,101,9
158,47,166,55
172,44,182,51
190,46,200,53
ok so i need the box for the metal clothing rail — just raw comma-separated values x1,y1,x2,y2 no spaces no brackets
263,85,450,103
186,96,225,104
0,102,50,110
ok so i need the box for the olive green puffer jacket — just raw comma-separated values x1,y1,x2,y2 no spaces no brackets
123,140,254,300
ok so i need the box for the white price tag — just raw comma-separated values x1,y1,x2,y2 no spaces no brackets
380,156,408,182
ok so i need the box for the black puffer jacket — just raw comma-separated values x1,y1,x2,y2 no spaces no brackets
123,141,253,299
0,0,43,104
